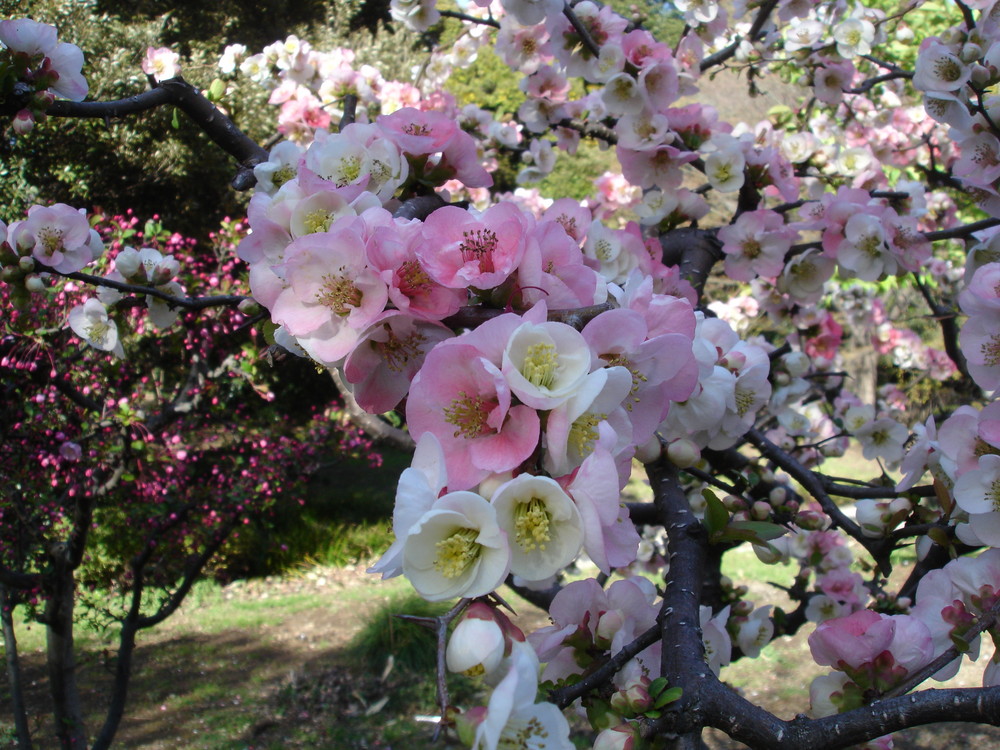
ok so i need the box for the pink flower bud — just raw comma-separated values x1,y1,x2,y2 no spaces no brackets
12,109,35,135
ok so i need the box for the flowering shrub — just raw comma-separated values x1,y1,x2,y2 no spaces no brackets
9,2,1000,750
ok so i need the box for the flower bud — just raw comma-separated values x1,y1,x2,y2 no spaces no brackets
751,501,771,521
25,274,46,293
18,255,35,272
768,487,787,506
594,724,636,750
12,109,35,135
723,494,745,511
635,435,662,463
114,247,142,279
667,438,700,468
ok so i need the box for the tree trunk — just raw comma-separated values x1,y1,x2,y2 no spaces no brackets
1,584,34,750
44,547,87,750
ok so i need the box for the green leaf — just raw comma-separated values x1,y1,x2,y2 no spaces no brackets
727,521,787,542
950,632,971,653
703,490,729,536
171,107,180,129
208,78,226,101
928,526,951,548
648,676,669,698
653,686,683,708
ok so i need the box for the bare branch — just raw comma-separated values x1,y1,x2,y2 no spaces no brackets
47,77,269,190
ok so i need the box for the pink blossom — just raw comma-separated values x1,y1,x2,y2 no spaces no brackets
343,313,453,414
142,47,181,82
270,221,388,364
11,203,94,273
417,203,526,291
406,340,540,491
808,610,896,671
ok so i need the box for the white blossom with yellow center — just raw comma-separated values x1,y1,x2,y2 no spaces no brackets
490,474,583,582
502,320,592,411
402,491,510,602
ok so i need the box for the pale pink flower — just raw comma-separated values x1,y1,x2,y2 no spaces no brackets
959,314,1000,391
490,474,584,582
142,47,181,82
343,312,453,414
406,338,540,491
368,433,448,580
270,221,388,364
11,203,93,273
417,203,527,291
501,317,593,411
68,298,124,357
0,18,58,56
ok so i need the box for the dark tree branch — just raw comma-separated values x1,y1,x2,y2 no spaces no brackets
699,0,780,71
548,623,662,708
59,270,248,311
562,2,602,59
47,77,269,190
439,8,500,28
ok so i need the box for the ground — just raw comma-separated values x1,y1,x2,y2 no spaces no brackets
5,556,1000,749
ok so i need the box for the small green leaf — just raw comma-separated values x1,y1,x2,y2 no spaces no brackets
727,521,787,542
653,686,683,708
703,490,729,536
644,709,661,719
171,107,180,129
208,78,226,101
648,676,669,698
928,526,951,548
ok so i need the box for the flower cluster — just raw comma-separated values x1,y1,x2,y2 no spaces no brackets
0,18,87,133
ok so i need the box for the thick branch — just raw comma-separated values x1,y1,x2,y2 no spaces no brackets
705,679,1000,750
329,369,415,451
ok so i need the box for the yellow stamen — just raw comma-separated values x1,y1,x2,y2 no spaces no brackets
434,528,481,578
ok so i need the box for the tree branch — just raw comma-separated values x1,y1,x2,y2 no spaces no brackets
47,77,269,190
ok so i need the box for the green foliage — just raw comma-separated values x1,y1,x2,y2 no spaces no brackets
537,139,619,201
349,592,452,674
447,45,523,119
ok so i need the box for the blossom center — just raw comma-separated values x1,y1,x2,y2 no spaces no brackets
934,56,962,83
317,273,362,316
397,259,433,297
570,413,604,458
982,334,1000,367
38,227,64,255
735,385,756,417
272,165,295,189
522,342,559,389
444,391,493,439
303,209,334,235
514,498,552,552
499,715,551,748
459,228,498,273
376,325,425,373
434,527,481,578
85,320,111,345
